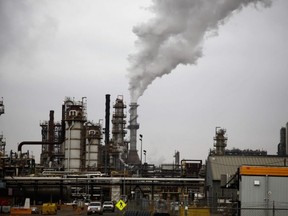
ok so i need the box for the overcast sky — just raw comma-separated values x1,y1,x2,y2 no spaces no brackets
1,0,288,165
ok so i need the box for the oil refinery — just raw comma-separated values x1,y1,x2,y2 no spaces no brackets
0,96,205,211
1,95,288,216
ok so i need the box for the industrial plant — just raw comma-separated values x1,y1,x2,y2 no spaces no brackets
0,96,205,215
1,96,288,215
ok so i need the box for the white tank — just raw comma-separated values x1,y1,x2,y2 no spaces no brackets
63,97,87,172
86,140,99,168
64,121,82,172
86,128,101,168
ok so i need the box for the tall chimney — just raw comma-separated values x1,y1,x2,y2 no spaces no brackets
104,94,110,173
48,110,55,157
127,103,140,164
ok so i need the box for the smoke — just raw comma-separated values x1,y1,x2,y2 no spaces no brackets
127,0,272,102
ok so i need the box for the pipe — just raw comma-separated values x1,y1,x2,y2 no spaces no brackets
18,104,66,152
88,139,92,167
67,121,75,171
48,110,55,157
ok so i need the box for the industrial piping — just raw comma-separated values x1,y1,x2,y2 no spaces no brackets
17,104,66,152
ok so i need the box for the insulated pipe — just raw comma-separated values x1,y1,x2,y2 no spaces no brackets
18,104,66,152
67,121,75,171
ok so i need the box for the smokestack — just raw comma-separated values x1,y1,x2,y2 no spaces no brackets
48,110,55,157
127,102,140,164
105,94,110,173
105,94,110,146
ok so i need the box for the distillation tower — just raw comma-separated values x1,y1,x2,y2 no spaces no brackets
39,97,104,172
277,124,288,156
214,127,227,155
110,96,128,169
0,98,5,159
63,97,87,172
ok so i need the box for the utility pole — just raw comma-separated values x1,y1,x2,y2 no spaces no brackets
139,134,143,164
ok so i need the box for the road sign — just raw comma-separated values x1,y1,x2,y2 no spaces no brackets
116,199,127,211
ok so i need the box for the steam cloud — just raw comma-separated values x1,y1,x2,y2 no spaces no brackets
127,0,272,102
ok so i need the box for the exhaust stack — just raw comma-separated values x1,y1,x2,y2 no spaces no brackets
127,102,140,164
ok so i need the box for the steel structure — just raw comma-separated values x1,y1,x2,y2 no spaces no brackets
3,176,205,203
40,110,63,168
0,98,5,159
213,127,227,155
110,95,128,170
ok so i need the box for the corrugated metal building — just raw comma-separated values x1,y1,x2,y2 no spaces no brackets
239,166,288,216
206,155,288,210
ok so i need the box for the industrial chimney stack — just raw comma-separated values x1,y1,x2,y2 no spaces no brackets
127,103,140,164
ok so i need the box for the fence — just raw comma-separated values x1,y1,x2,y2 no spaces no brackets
123,198,288,216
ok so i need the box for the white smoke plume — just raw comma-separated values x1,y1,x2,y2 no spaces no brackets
127,0,272,103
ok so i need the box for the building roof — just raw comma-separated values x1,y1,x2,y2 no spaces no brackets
207,155,288,181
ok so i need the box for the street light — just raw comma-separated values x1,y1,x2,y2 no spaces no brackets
123,165,126,197
139,134,143,164
0,97,4,116
143,150,147,163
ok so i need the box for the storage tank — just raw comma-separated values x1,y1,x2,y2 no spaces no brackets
85,122,102,169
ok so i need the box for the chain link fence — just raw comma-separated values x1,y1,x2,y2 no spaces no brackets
123,198,288,216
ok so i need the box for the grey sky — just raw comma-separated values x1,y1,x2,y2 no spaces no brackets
1,0,288,165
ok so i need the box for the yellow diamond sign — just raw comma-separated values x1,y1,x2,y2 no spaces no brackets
116,199,127,211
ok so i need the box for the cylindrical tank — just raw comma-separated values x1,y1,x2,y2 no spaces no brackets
86,123,102,168
65,121,82,172
64,98,86,172
65,121,82,171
